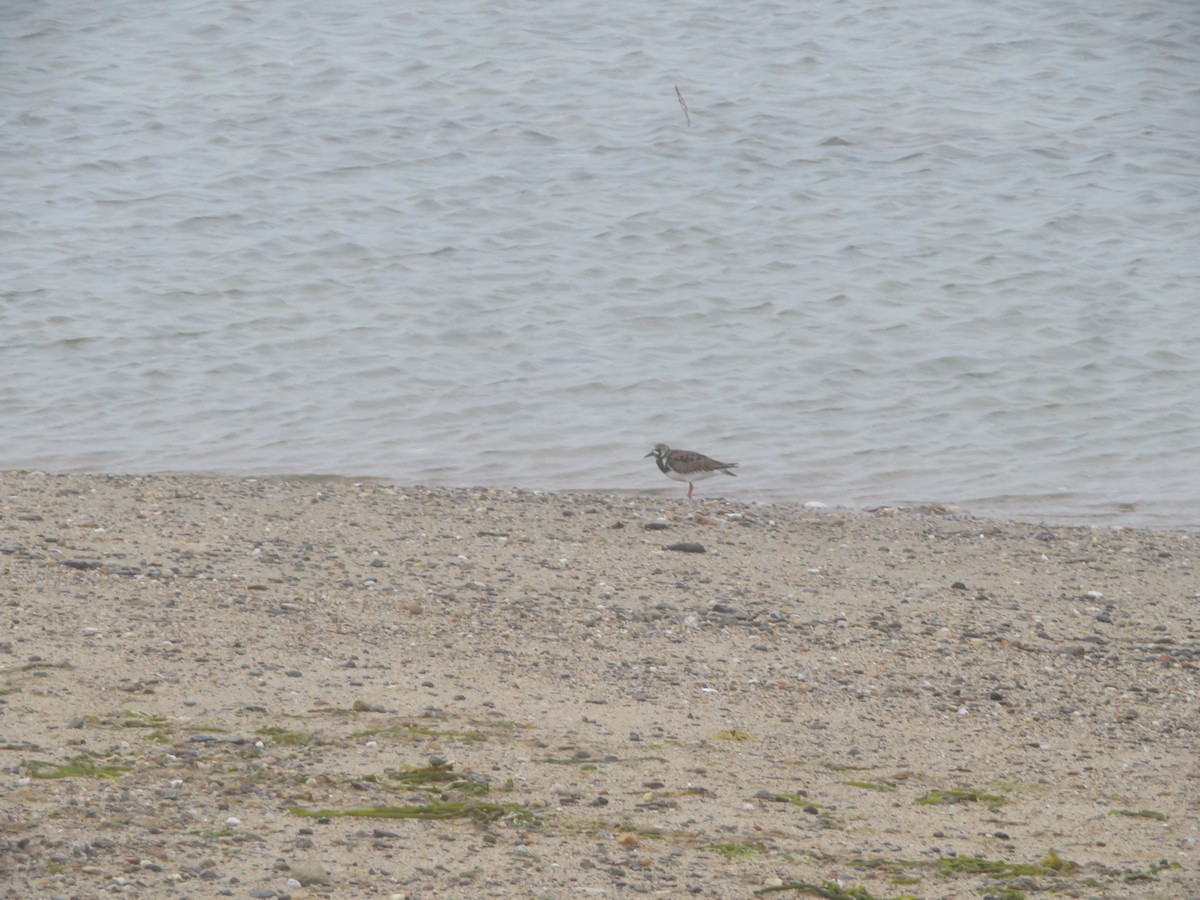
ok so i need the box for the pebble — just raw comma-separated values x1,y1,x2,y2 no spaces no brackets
62,558,101,570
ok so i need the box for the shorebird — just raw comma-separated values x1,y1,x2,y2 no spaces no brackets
645,443,738,498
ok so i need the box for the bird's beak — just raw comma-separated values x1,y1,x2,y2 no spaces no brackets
644,451,654,457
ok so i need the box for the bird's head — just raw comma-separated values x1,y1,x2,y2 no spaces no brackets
645,443,670,460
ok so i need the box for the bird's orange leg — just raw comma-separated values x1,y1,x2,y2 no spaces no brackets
687,483,694,499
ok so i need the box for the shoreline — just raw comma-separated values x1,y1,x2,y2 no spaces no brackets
1,470,1196,897
7,466,1199,532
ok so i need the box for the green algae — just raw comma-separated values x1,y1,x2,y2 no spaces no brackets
26,756,132,780
915,787,1005,808
936,849,1078,877
388,763,489,795
843,781,896,792
714,729,751,741
255,725,316,746
1122,860,1182,882
713,842,760,861
1109,808,1168,821
353,723,489,743
755,881,918,899
289,800,538,826
114,710,170,729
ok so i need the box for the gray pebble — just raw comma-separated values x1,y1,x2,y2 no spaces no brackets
62,558,101,570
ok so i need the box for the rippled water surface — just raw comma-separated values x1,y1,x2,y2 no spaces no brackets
3,0,1199,524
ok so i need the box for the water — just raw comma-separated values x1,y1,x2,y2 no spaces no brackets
3,0,1199,526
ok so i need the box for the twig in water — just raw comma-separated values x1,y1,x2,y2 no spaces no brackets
675,84,691,127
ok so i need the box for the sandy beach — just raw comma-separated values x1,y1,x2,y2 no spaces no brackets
1,470,1196,899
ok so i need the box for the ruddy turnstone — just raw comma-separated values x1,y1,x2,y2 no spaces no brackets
645,443,738,498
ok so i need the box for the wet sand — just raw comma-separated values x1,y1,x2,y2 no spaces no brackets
1,471,1197,898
